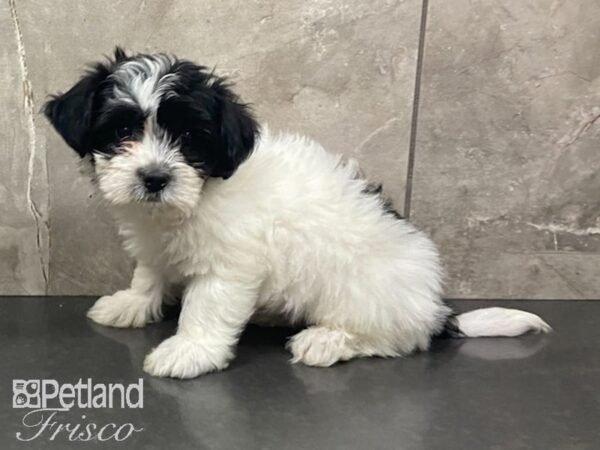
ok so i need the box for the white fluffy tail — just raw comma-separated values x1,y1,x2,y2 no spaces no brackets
454,307,551,338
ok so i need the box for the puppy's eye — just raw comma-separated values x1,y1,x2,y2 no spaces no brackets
115,125,132,140
180,129,211,142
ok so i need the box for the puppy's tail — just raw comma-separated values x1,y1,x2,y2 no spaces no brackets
440,307,551,338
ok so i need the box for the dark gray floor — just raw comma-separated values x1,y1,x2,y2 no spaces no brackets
0,298,598,449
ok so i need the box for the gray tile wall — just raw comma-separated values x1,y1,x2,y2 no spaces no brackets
0,0,597,298
411,0,600,299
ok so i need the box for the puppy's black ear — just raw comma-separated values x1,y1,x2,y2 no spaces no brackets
214,95,259,179
113,46,128,62
43,62,111,157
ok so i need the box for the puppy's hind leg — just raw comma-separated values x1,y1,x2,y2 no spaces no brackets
287,326,398,367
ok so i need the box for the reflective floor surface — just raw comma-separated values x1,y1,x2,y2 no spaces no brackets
0,298,598,449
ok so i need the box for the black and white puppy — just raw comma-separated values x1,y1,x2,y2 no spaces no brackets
44,48,550,378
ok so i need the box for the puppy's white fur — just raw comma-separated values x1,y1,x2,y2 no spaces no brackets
88,129,449,377
47,51,549,379
87,128,551,378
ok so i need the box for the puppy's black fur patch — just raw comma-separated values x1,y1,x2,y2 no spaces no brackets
44,47,259,179
362,182,404,220
43,59,115,157
435,313,465,339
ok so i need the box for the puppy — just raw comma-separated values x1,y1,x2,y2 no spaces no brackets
44,48,550,378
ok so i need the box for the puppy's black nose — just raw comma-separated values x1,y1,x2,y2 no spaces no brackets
139,169,171,193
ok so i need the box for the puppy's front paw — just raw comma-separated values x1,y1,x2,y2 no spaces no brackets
87,290,161,328
143,335,230,379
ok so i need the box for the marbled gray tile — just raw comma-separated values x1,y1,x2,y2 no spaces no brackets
0,0,48,294
13,0,419,295
411,0,600,299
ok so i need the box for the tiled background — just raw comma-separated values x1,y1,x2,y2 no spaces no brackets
1,0,598,298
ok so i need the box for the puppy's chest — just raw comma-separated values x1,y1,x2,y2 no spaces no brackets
124,221,215,280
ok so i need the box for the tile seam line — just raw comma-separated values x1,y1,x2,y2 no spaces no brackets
403,0,429,219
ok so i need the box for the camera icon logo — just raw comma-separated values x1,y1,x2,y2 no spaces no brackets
12,380,41,408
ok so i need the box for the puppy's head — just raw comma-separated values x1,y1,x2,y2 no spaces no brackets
44,47,258,215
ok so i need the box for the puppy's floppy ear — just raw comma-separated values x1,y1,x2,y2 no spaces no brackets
43,54,117,156
113,46,128,62
213,95,259,179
